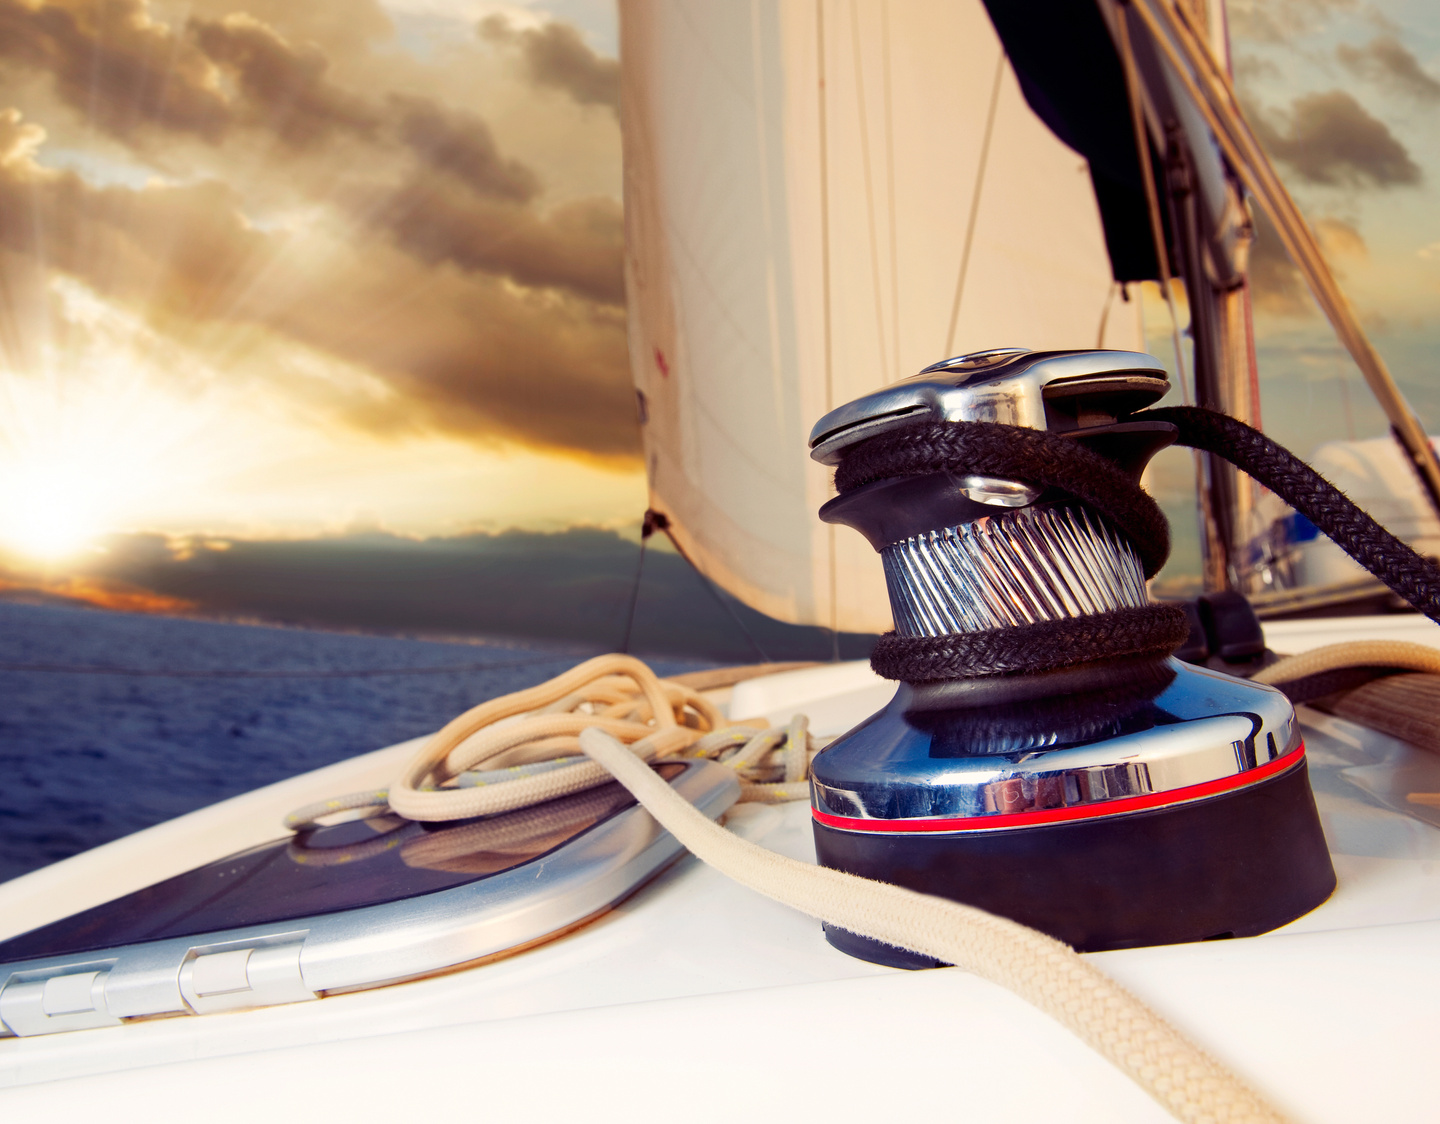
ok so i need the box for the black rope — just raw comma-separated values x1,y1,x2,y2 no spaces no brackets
833,406,1440,684
871,605,1190,683
1143,406,1440,623
834,419,1172,578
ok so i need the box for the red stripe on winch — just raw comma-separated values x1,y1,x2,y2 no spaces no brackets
812,741,1306,834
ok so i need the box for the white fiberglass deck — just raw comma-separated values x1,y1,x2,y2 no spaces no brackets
1,616,1438,1122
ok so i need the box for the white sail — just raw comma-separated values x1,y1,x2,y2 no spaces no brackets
621,0,1143,634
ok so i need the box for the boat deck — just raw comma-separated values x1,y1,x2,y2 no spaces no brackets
2,616,1437,1121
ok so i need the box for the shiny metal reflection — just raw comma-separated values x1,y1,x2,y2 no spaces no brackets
880,504,1148,637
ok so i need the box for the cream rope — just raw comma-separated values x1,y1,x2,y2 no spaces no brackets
285,654,817,831
1253,640,1440,687
577,726,1287,1124
284,654,1290,1121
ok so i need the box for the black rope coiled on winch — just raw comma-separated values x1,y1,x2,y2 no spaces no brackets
839,406,1440,684
869,606,1191,682
834,419,1172,578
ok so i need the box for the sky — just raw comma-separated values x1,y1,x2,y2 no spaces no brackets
0,0,644,570
1229,0,1440,449
1133,0,1440,587
0,0,1437,628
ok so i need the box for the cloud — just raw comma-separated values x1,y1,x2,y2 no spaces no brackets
1315,215,1367,260
1228,0,1358,44
254,243,638,457
479,15,619,113
0,1,639,470
0,0,230,144
1247,210,1366,318
1336,35,1440,102
355,177,624,305
1232,54,1281,87
389,94,539,202
1248,210,1310,317
188,14,381,147
180,0,394,59
0,107,44,166
0,0,381,152
0,140,268,322
1255,90,1420,187
0,528,876,660
0,109,638,461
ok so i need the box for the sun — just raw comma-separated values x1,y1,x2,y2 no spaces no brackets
0,472,98,561
0,460,109,562
0,354,213,565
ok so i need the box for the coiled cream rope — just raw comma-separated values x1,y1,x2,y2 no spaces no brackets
286,654,1289,1123
285,654,818,831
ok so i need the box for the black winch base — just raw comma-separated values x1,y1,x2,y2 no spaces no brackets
816,759,1335,967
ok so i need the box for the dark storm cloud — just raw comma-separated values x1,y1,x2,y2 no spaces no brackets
254,248,639,457
189,14,381,146
180,0,394,58
1255,90,1420,187
389,95,540,203
0,0,377,150
4,528,875,661
0,0,230,143
479,16,620,113
0,2,614,302
1336,35,1440,103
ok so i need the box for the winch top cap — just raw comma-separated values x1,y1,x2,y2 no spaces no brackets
808,348,1169,466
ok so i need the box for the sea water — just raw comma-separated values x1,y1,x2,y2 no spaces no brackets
0,602,716,883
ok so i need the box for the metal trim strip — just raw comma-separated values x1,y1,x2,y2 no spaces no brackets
811,742,1305,834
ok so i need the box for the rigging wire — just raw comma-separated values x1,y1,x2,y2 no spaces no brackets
618,515,652,654
880,0,900,382
1114,6,1191,403
816,0,841,659
631,509,772,665
1115,4,1225,585
848,0,888,385
944,49,1005,357
1125,0,1440,518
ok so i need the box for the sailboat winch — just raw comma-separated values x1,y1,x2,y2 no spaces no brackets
805,347,1335,962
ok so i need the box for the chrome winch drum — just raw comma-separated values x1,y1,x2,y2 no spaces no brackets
807,349,1335,965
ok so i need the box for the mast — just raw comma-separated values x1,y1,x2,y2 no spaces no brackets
1105,0,1257,591
1116,0,1440,593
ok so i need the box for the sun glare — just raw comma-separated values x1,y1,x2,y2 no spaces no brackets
0,458,109,562
0,283,232,565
